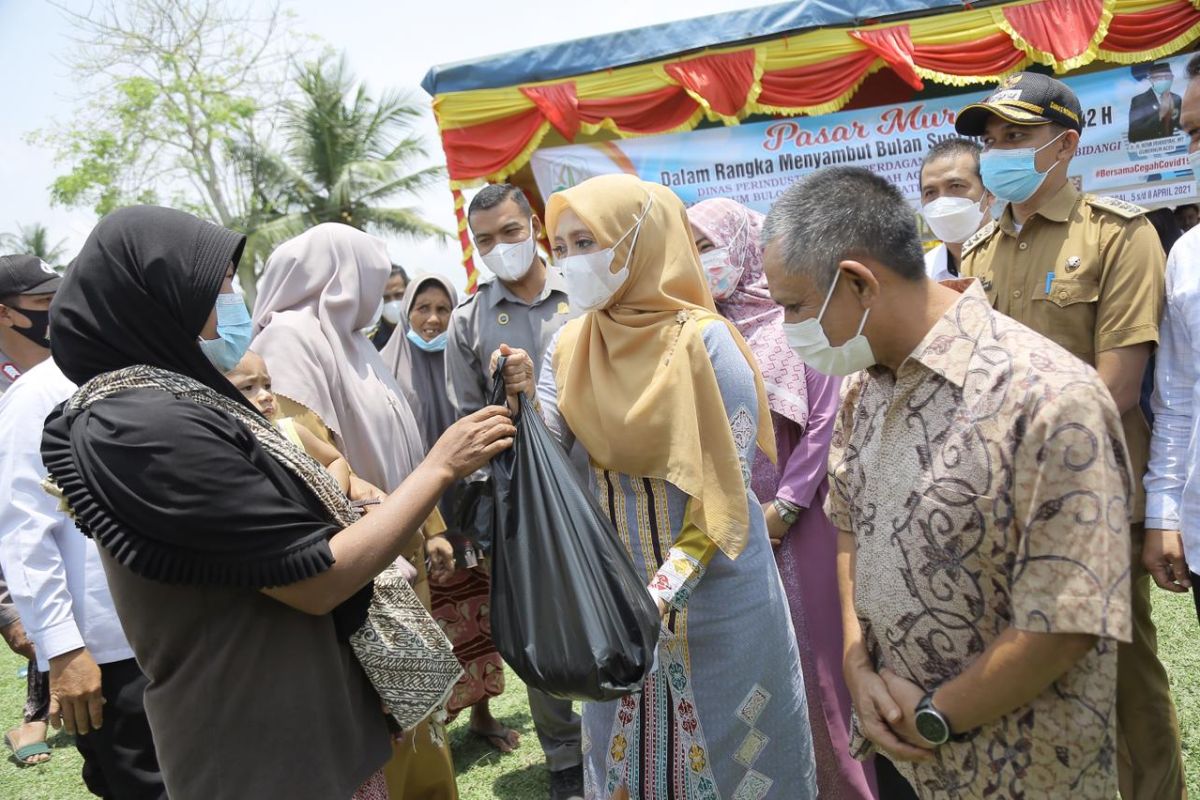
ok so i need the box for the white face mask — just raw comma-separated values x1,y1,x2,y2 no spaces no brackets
360,298,384,335
782,269,875,377
558,196,654,312
701,247,742,300
920,196,986,245
479,218,537,282
381,299,404,326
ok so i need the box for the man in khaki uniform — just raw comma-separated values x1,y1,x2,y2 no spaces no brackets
957,73,1183,800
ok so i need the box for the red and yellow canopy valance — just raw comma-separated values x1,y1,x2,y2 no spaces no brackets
433,0,1200,188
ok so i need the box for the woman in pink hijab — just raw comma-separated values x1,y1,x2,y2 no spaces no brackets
688,198,879,800
252,223,459,800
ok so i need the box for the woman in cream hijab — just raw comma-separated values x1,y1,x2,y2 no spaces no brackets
252,224,460,800
498,174,816,799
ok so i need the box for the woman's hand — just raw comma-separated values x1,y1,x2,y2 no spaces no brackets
427,405,516,481
490,344,535,413
426,535,456,580
762,502,791,547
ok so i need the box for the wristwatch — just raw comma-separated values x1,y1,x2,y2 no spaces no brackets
914,691,952,746
772,498,801,526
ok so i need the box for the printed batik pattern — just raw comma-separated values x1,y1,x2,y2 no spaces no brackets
828,282,1131,799
598,472,719,799
648,548,706,610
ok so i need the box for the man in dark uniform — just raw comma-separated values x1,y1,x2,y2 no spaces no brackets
957,72,1185,800
369,263,408,350
1129,62,1183,143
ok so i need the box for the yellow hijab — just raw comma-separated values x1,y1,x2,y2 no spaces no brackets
547,174,775,559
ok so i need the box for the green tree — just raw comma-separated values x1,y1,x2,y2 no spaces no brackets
40,0,306,298
244,54,447,259
0,223,70,268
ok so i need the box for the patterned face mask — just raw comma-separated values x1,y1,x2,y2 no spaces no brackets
701,247,741,301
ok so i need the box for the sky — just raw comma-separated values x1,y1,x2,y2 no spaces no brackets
0,0,772,291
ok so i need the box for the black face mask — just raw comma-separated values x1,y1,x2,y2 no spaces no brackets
8,306,51,350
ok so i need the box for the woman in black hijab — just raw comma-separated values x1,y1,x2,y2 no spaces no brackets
41,206,514,800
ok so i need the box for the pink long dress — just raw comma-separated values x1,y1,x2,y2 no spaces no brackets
686,197,879,798
751,367,879,800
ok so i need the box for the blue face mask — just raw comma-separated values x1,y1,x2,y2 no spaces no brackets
199,293,252,372
989,199,1006,222
406,327,448,353
979,131,1066,204
1152,78,1173,96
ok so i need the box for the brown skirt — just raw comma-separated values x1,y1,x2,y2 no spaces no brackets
430,566,505,719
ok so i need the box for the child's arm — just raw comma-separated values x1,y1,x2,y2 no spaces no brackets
348,474,386,506
324,458,352,496
295,424,352,495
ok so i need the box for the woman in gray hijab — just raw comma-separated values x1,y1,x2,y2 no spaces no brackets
382,273,459,453
382,273,521,754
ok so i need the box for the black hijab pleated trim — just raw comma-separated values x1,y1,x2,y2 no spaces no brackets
42,400,337,589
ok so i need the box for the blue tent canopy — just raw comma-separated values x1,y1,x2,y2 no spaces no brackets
421,0,970,96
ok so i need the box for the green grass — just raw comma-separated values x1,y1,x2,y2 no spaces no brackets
1157,587,1200,789
0,656,567,800
0,592,1195,799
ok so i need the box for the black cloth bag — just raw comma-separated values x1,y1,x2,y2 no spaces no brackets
487,360,660,701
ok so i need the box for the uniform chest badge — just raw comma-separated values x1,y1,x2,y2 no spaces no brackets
497,312,510,326
557,302,570,315
980,278,993,291
1066,256,1081,272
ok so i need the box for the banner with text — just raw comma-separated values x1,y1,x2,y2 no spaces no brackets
530,55,1196,213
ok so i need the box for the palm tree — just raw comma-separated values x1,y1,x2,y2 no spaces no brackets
1,223,70,268
245,54,447,262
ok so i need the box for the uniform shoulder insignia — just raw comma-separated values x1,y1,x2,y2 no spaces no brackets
455,291,477,310
961,220,997,256
1085,194,1147,220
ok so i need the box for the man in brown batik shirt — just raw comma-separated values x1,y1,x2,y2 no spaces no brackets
763,166,1132,799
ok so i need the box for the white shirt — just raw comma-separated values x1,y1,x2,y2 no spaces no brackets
924,243,957,282
1146,226,1200,568
0,359,133,670
0,347,18,395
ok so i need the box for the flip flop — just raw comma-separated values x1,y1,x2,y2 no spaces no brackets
469,724,520,753
4,731,51,766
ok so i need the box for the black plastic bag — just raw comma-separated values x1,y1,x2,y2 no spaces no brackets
450,477,494,553
488,359,660,701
